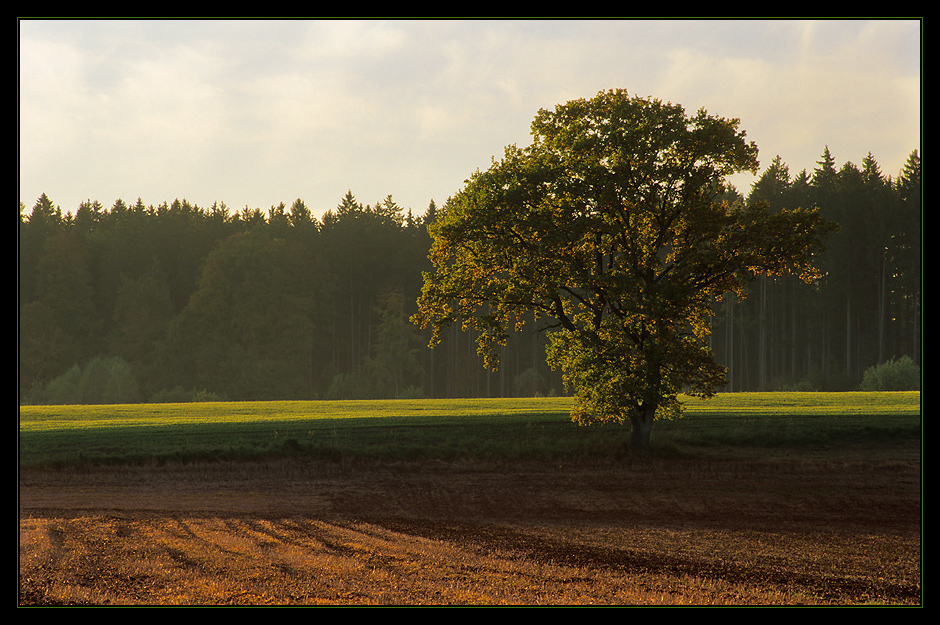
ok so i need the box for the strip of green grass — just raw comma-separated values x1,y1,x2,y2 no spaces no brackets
657,392,921,449
18,393,921,468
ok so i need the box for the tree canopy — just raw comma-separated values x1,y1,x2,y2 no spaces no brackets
414,89,837,450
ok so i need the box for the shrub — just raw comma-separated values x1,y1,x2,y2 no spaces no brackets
513,367,546,397
26,357,140,404
859,356,920,391
150,386,194,403
325,373,365,400
192,389,227,402
397,385,426,400
34,364,82,404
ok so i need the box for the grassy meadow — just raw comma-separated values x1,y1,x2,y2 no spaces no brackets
18,392,921,470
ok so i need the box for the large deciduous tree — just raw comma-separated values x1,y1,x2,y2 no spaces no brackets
413,89,836,450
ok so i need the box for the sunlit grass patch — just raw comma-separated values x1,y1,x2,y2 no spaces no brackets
19,393,920,469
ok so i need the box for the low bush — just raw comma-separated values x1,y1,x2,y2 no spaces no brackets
859,356,920,392
25,356,140,405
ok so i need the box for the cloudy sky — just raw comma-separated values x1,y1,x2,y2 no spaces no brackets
18,18,921,220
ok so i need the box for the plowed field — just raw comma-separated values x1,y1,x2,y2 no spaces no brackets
19,441,921,606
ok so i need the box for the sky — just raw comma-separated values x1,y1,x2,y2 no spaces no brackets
18,18,922,220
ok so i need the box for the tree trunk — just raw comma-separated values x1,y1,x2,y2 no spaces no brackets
629,405,655,452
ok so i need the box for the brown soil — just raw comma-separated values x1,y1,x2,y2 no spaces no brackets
19,441,922,606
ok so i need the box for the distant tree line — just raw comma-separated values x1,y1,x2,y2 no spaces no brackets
19,190,556,404
18,147,920,404
710,148,921,391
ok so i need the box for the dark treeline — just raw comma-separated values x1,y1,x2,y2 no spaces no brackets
19,190,558,404
711,148,921,391
18,147,920,404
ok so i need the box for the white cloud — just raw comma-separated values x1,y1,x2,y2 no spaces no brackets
18,19,921,215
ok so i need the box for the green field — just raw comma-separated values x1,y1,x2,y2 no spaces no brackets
18,392,921,469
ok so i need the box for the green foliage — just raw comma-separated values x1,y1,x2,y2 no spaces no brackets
32,364,82,405
513,367,546,397
414,89,837,448
365,289,425,398
860,356,920,391
166,229,323,400
192,389,228,402
397,385,426,400
109,264,174,365
27,356,140,405
325,372,370,401
149,386,195,403
19,300,80,394
324,291,426,400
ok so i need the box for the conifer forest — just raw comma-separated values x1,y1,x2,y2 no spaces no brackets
18,148,921,404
